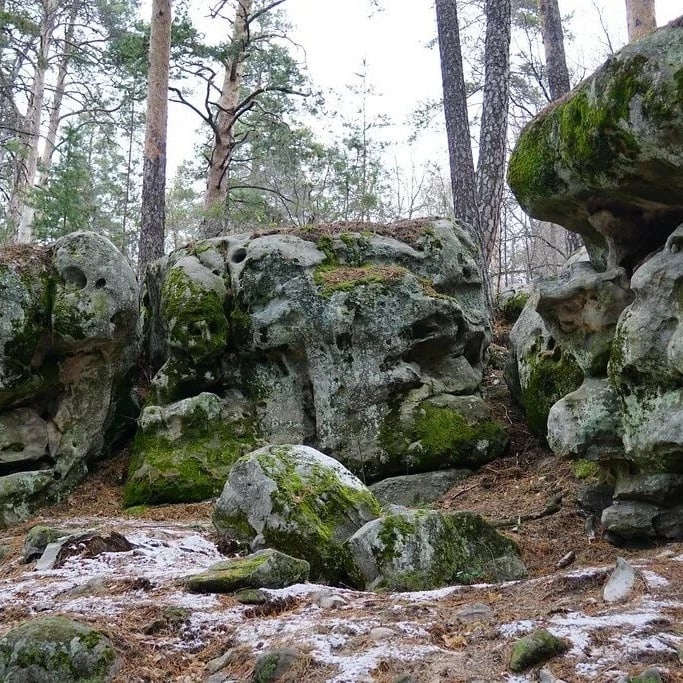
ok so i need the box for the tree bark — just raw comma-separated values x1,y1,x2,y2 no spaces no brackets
201,0,253,239
138,0,172,275
538,0,571,101
477,0,511,263
625,0,656,42
12,0,60,243
435,0,480,238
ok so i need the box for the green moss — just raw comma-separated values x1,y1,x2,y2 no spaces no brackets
313,264,409,297
161,265,228,361
500,292,530,323
522,348,584,436
123,408,257,507
232,446,381,585
316,235,339,266
572,459,602,480
509,629,568,672
377,514,416,563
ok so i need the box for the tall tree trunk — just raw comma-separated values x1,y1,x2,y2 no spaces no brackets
13,0,60,243
538,0,571,101
201,0,253,239
138,0,172,275
477,0,511,263
435,0,480,237
38,3,78,186
625,0,656,41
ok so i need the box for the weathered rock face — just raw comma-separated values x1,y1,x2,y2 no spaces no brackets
212,444,382,585
0,615,119,682
507,19,683,543
508,17,683,271
142,220,498,481
0,233,138,526
346,509,526,591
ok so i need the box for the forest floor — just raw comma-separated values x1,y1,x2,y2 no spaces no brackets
0,322,682,682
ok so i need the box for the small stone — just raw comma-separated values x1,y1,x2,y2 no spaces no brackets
207,649,235,674
235,589,268,605
251,647,301,682
538,668,568,683
454,603,495,622
509,629,569,672
603,557,637,603
556,551,576,569
629,667,663,683
313,591,347,609
369,627,395,640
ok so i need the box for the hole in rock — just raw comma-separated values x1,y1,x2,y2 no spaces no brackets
336,333,352,351
62,266,87,289
95,278,106,289
231,248,247,264
1,442,25,453
0,455,55,478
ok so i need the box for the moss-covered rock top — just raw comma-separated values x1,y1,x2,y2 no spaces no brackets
0,615,118,682
507,17,683,265
213,444,382,585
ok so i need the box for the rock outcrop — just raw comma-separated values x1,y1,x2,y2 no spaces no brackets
139,220,502,485
507,19,683,543
0,232,138,526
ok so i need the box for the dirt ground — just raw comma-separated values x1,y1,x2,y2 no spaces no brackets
1,321,682,682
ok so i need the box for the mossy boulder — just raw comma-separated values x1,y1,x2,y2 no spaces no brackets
507,18,683,269
212,444,382,585
143,220,490,479
185,548,309,593
0,232,139,527
346,509,526,591
124,392,257,506
497,289,530,324
381,392,508,472
506,287,583,436
508,628,568,672
0,616,118,682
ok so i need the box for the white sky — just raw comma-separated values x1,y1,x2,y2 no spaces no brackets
165,0,683,176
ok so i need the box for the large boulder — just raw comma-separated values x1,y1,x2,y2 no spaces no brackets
508,17,683,270
212,444,382,585
123,392,258,506
0,616,118,682
143,220,496,480
0,232,138,526
346,509,526,591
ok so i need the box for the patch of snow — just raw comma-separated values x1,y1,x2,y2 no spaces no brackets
640,570,669,587
498,619,538,637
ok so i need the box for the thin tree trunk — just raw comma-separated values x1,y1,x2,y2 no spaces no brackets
625,0,656,41
477,0,511,264
201,0,253,239
13,0,60,243
538,0,571,101
38,3,78,186
138,0,172,274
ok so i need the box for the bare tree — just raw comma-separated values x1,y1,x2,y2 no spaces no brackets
138,0,172,273
625,0,656,42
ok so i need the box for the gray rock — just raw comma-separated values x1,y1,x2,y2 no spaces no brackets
508,629,568,673
251,647,301,683
614,473,683,505
577,484,614,517
629,667,664,683
346,509,526,591
0,615,118,682
0,232,139,525
603,557,637,603
369,469,470,507
453,602,495,622
602,501,659,543
144,220,491,480
23,525,76,563
213,444,382,585
507,19,683,269
185,549,310,593
505,286,583,436
547,378,623,460
369,627,395,640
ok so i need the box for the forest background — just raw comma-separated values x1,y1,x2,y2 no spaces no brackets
0,0,678,292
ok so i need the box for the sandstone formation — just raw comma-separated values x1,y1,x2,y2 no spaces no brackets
0,232,138,526
507,19,683,542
